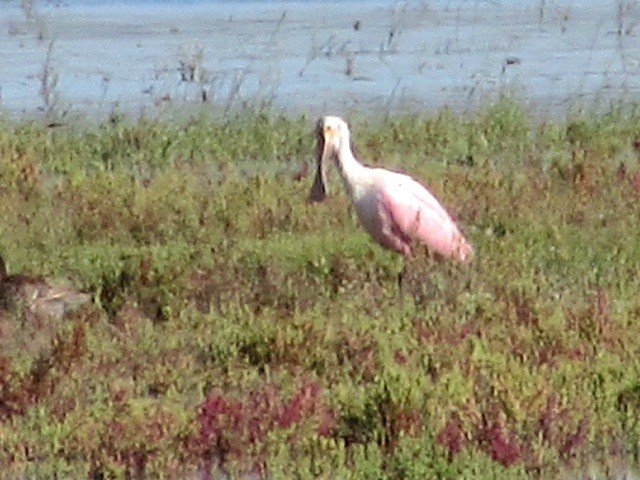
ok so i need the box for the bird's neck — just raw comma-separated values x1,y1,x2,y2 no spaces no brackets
334,141,368,197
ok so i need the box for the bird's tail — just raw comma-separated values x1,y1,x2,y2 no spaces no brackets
456,237,473,263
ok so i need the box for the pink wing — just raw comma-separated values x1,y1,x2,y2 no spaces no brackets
376,172,472,261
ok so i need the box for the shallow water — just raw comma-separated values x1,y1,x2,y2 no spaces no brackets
2,0,640,120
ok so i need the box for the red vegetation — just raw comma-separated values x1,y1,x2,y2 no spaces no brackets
195,379,334,475
476,417,522,468
436,417,466,460
559,418,588,460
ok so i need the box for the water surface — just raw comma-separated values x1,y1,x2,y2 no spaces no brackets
2,0,640,119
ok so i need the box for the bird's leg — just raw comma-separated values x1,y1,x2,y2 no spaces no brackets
396,253,414,304
400,245,430,306
397,259,406,299
406,247,446,308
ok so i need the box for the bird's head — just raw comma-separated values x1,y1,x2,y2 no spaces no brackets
308,115,350,202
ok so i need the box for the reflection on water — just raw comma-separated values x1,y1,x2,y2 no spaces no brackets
2,0,640,120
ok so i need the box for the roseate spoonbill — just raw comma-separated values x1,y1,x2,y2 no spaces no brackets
0,255,91,321
308,116,472,261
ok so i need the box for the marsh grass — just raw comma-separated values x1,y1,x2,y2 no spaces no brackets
1,99,640,478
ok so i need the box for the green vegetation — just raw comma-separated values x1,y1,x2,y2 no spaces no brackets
1,99,640,479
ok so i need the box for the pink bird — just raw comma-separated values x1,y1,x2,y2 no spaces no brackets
308,116,472,261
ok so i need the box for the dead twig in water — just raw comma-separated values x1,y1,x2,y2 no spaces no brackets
39,40,60,118
384,77,402,121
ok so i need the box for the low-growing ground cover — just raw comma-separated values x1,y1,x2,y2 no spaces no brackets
0,100,640,479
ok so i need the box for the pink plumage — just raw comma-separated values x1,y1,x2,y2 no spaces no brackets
308,116,472,262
